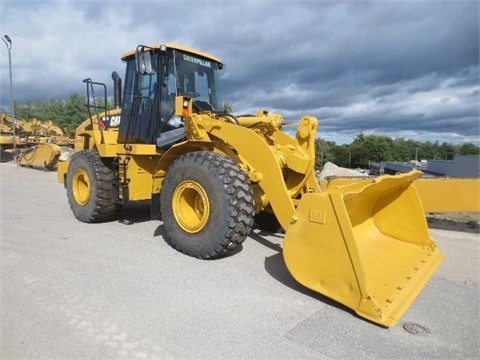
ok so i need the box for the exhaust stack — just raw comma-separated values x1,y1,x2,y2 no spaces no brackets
111,71,122,109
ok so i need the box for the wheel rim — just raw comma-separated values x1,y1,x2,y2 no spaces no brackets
73,169,90,206
173,180,210,233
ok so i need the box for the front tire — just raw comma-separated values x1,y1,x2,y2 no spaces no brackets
66,150,119,223
160,151,255,259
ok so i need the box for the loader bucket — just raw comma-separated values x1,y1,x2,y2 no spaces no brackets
17,143,62,170
283,171,444,327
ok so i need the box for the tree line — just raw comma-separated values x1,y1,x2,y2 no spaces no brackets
315,133,479,170
3,94,479,169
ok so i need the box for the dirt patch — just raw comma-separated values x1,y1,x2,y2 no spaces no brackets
426,213,480,234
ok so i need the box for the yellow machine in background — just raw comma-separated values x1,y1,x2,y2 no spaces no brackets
57,43,444,327
0,112,72,168
321,176,480,212
415,178,480,212
16,143,64,170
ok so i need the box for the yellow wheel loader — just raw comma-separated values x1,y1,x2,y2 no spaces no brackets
57,43,444,327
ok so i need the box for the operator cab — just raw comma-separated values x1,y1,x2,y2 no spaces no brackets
117,44,225,146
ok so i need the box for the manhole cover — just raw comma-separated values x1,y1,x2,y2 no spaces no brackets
403,322,429,335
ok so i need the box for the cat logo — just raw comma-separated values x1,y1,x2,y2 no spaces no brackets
100,115,121,128
110,115,121,127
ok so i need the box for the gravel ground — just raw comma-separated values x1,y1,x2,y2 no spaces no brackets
1,162,479,360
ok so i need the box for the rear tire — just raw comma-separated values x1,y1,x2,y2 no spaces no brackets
66,150,119,223
160,151,255,259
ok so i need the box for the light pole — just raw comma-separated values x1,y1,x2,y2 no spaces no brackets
2,34,16,151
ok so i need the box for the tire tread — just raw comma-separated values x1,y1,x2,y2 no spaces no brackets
66,150,119,223
161,151,255,259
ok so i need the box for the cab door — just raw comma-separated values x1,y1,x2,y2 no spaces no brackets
118,49,161,144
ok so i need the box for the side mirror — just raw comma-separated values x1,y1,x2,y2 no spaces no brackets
135,47,155,75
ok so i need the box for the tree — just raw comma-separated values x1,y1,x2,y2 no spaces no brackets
314,138,335,170
13,100,35,120
419,141,442,160
331,144,351,168
439,142,457,160
391,138,418,161
350,134,394,168
64,94,89,131
459,143,480,155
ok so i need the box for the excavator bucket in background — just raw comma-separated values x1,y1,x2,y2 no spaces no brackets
17,143,62,170
283,171,444,327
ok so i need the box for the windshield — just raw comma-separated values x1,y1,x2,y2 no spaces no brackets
173,50,224,112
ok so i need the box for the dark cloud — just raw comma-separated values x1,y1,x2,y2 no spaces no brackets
1,1,478,145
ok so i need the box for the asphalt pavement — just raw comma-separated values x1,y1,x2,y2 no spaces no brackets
1,162,479,359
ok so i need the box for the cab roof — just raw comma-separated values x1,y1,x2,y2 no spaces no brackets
121,43,222,64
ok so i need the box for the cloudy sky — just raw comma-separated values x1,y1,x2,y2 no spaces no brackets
1,0,478,145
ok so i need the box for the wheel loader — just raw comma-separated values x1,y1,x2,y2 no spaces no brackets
57,43,444,327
